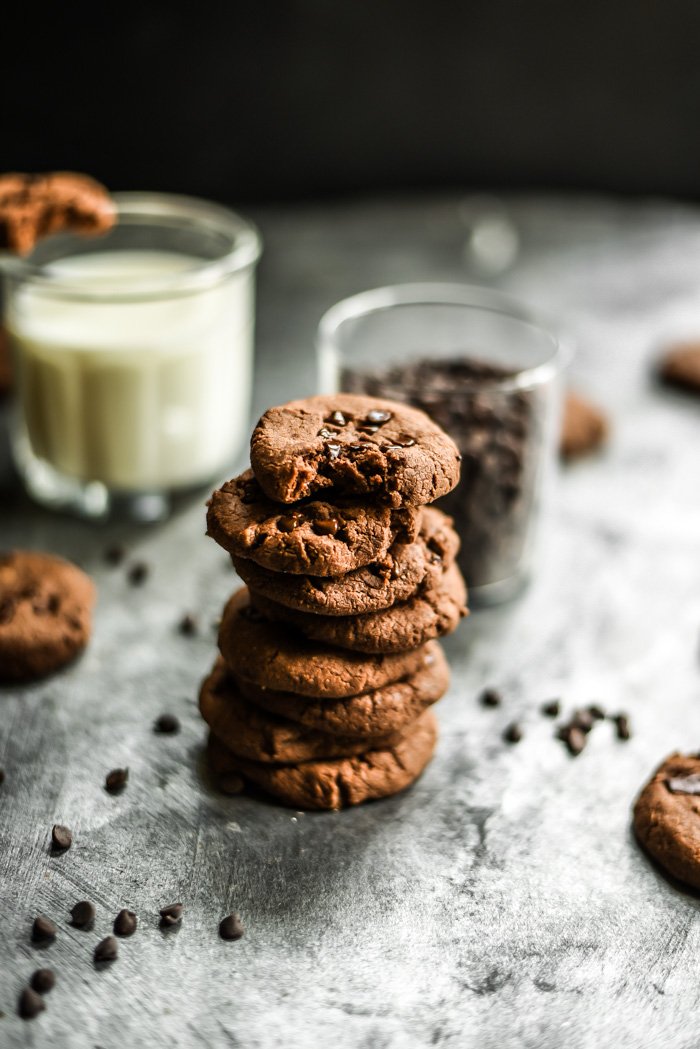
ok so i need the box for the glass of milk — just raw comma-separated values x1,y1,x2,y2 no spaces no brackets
3,193,262,519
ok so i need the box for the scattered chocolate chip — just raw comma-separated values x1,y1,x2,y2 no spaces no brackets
94,936,118,963
588,704,606,720
104,545,125,566
70,901,95,928
326,442,341,460
328,410,347,426
113,909,137,937
365,409,392,425
480,687,502,708
277,513,302,533
159,903,183,927
30,968,55,994
127,562,149,586
51,824,72,851
154,713,180,735
32,916,57,942
219,772,244,796
613,714,631,741
503,722,522,744
105,768,128,794
178,613,197,636
18,987,45,1020
541,700,560,718
312,518,339,537
559,725,587,756
219,913,244,940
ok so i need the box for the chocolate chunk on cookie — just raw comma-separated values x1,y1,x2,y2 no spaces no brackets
0,172,115,255
659,342,700,395
207,709,438,810
207,470,418,577
0,551,95,682
238,641,449,739
200,660,402,762
633,752,700,890
250,394,461,508
232,505,460,617
218,587,430,698
560,392,609,460
251,561,467,654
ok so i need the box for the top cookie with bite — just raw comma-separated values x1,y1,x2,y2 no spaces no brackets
250,394,461,508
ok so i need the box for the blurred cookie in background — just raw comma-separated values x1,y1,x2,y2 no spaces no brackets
659,342,700,395
560,391,609,460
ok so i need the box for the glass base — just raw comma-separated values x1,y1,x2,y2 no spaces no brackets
469,569,530,607
15,439,189,522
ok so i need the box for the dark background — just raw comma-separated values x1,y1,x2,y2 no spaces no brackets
6,1,700,204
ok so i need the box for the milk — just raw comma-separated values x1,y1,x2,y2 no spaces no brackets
7,251,254,491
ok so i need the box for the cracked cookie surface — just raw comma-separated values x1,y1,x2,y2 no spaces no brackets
250,394,461,508
231,505,459,616
207,470,418,577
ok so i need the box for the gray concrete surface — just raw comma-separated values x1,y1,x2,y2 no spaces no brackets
1,194,699,1048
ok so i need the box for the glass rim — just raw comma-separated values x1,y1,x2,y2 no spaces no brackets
317,282,573,392
9,191,262,302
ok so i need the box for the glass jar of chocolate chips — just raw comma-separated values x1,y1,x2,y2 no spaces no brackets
317,284,568,604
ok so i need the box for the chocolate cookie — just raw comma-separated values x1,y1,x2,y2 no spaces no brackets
207,470,418,577
659,342,700,394
207,709,438,810
238,641,449,739
232,506,460,617
250,562,467,654
0,172,115,255
0,551,96,682
250,394,461,508
200,660,401,762
218,587,431,698
633,753,700,890
560,392,609,460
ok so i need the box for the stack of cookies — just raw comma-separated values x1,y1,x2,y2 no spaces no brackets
200,395,467,810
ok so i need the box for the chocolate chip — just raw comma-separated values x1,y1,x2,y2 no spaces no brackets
154,713,180,735
219,913,244,940
0,768,5,785
328,410,347,426
365,409,392,424
312,518,339,537
588,704,606,720
277,513,302,533
51,824,72,851
317,427,334,438
503,722,522,743
70,901,95,928
113,909,137,936
326,442,341,460
105,768,128,793
32,916,57,942
666,773,700,795
94,936,118,962
127,562,149,586
178,613,197,636
104,544,125,566
358,425,379,435
541,700,560,718
159,903,183,927
30,968,55,994
18,987,45,1019
389,434,417,449
559,725,587,756
480,687,502,708
240,482,259,504
613,714,631,740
